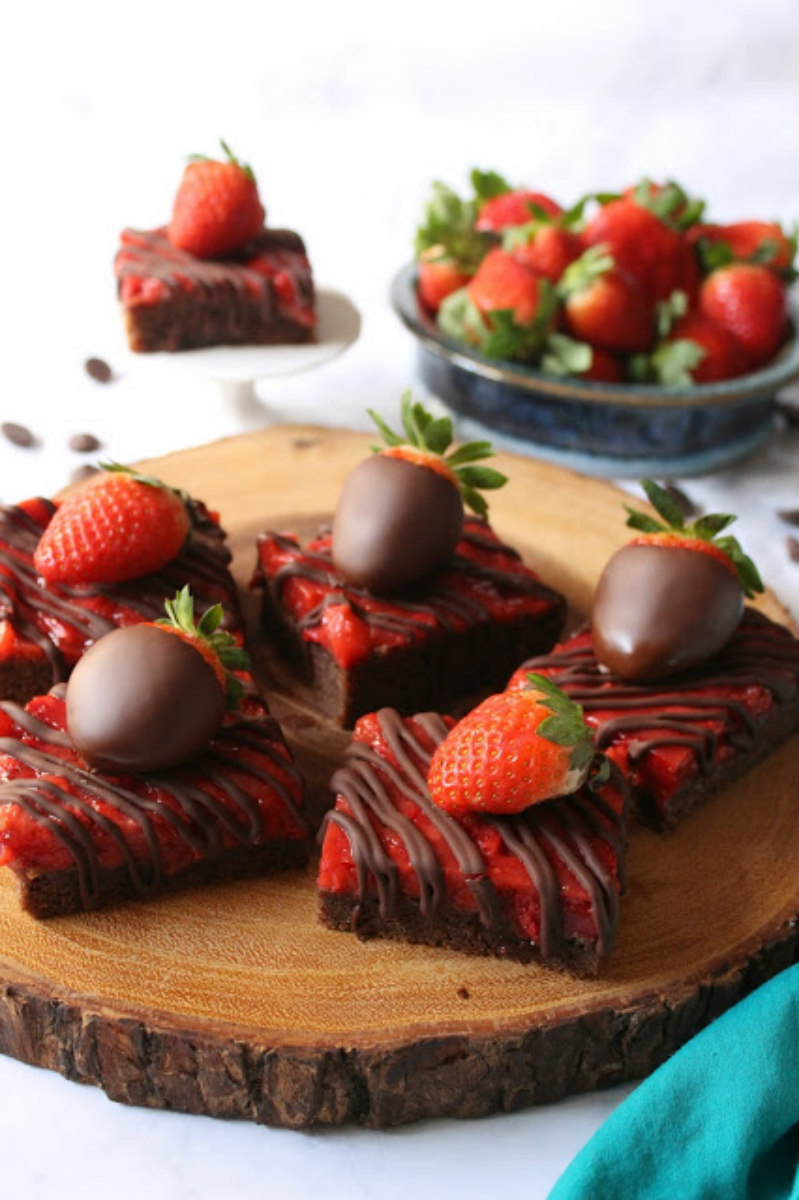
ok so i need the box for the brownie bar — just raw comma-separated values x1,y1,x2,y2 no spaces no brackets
509,608,799,831
0,688,307,917
115,227,315,353
254,517,566,727
317,709,627,976
0,495,241,705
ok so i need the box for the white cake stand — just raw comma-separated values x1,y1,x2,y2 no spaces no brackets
107,288,361,426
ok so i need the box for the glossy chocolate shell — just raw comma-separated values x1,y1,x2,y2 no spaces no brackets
331,455,463,592
592,543,743,681
66,625,226,773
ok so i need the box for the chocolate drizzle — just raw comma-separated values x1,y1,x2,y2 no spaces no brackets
516,608,799,806
323,709,624,959
0,694,306,911
258,517,563,654
0,497,241,689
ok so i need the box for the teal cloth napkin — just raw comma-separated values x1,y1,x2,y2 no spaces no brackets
549,965,799,1200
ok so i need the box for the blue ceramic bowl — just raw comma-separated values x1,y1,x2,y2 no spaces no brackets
390,263,799,476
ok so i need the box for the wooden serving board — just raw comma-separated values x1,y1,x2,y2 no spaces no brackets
0,425,796,1129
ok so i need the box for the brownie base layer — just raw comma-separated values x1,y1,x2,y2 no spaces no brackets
122,302,315,354
635,700,799,832
260,584,566,727
319,890,601,976
0,656,58,708
0,918,794,1129
12,839,309,919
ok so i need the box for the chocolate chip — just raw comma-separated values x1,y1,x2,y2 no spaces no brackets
787,535,799,563
69,433,102,453
292,437,319,450
457,987,470,1000
70,464,100,486
84,357,113,384
777,509,799,526
661,480,701,520
1,422,35,448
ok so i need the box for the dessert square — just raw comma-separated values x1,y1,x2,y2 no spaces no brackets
114,227,315,353
0,495,241,705
317,707,627,976
0,685,307,916
508,608,799,830
253,516,566,727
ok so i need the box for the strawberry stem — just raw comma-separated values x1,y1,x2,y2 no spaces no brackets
625,479,764,597
367,392,507,520
525,672,596,774
157,587,250,707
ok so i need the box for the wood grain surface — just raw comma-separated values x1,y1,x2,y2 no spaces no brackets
0,424,796,1128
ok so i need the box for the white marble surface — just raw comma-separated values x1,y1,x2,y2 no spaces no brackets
0,1,797,1195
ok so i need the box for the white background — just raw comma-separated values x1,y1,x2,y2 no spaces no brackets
1,2,797,1196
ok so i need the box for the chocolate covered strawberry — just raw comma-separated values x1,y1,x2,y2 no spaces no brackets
331,393,506,592
168,139,265,259
427,674,601,815
34,463,190,585
592,479,763,681
67,587,249,773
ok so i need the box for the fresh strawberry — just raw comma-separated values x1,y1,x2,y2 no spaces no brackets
581,347,625,381
690,221,797,277
657,312,751,384
332,393,507,592
592,479,763,681
621,179,706,229
417,246,472,312
508,223,584,282
153,586,249,705
583,196,691,301
34,464,190,586
168,139,265,259
560,246,655,354
476,189,563,232
427,674,599,815
699,263,788,366
468,248,549,325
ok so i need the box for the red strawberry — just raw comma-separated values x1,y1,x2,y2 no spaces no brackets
34,465,190,586
168,139,265,259
699,263,788,366
332,393,506,592
582,347,625,382
511,224,584,282
66,587,250,773
427,675,597,815
664,312,751,383
560,247,655,354
583,197,687,301
592,479,763,681
476,189,563,232
468,248,549,325
417,246,472,313
690,221,797,275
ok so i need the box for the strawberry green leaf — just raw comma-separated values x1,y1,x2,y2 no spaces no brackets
366,409,404,448
424,416,454,455
456,465,507,490
459,484,488,520
558,244,615,299
691,513,737,538
540,333,593,377
641,479,688,528
157,587,251,709
525,672,595,774
482,309,547,362
649,338,706,387
714,535,764,597
623,508,668,534
415,182,488,269
470,168,512,201
655,289,689,339
444,441,495,466
437,287,489,348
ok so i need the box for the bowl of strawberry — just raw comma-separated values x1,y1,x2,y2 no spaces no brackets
390,171,799,475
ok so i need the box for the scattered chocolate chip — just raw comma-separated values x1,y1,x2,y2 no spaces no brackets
84,357,113,384
775,401,799,430
1,422,36,448
70,464,100,486
661,480,701,520
787,535,799,563
777,509,799,526
68,432,102,453
292,437,319,450
457,987,470,1000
